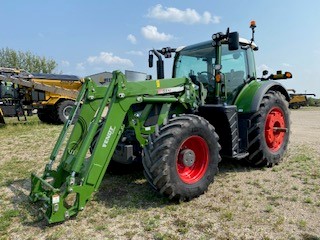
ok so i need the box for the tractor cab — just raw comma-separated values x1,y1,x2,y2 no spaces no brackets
173,38,257,104
149,23,259,106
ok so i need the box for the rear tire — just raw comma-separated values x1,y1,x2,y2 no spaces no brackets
37,108,55,124
56,100,75,124
247,91,290,166
142,114,221,201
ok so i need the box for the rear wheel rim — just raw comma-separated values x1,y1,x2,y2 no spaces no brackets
63,105,73,120
176,136,209,184
265,107,286,152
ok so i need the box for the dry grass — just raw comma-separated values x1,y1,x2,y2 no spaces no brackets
0,109,320,240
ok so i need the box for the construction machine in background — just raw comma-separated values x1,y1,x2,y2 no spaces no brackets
287,89,316,109
0,68,82,124
30,21,293,223
31,73,82,124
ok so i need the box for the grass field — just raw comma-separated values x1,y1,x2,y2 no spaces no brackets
0,109,319,240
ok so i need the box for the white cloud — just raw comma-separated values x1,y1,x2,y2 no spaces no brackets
141,25,173,42
75,52,134,75
282,63,291,68
126,50,143,56
76,62,85,71
257,64,274,75
212,16,221,24
38,32,44,38
147,4,220,24
61,60,70,67
87,52,133,67
127,34,137,44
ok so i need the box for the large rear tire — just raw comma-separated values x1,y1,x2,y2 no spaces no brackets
142,114,221,201
247,91,290,166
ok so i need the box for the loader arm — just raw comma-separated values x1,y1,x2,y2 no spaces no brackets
30,71,199,223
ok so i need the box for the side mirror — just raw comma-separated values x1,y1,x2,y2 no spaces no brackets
148,52,153,68
262,70,268,76
228,32,239,51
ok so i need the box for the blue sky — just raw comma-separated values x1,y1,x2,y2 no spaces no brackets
1,1,320,96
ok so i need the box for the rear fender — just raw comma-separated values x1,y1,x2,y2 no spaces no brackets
235,81,290,113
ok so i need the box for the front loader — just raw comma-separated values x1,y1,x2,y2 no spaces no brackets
30,21,292,223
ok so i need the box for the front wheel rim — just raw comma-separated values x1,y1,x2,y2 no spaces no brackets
176,136,209,184
265,107,286,152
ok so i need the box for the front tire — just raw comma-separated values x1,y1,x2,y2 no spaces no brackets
247,91,290,166
142,114,221,201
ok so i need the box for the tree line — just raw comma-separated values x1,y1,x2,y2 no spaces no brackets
0,47,57,74
307,97,320,107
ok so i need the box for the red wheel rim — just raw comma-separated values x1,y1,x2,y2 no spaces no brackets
264,107,286,152
176,136,209,184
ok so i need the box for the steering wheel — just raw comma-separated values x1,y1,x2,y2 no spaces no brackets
197,71,215,92
198,71,214,79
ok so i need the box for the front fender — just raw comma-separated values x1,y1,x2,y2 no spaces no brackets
235,80,290,113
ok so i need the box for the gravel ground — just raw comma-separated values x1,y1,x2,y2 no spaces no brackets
1,108,320,240
290,107,320,152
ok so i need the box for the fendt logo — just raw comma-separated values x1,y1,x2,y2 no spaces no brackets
102,126,116,148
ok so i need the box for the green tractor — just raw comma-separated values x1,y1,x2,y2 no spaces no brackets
30,22,292,223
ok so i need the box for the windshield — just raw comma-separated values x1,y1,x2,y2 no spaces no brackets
174,43,250,103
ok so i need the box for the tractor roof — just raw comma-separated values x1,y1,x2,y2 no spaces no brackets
176,37,257,53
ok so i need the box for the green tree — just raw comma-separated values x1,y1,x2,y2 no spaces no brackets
307,97,320,107
307,97,315,106
0,47,57,73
